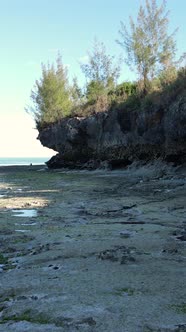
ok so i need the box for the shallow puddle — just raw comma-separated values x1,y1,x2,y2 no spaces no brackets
21,222,37,226
12,209,37,217
0,194,5,198
15,229,31,233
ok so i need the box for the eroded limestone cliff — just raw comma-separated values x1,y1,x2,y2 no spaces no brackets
38,95,186,168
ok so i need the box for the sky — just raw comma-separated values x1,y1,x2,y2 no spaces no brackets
0,0,185,157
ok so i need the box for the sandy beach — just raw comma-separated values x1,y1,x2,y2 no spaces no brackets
0,163,186,332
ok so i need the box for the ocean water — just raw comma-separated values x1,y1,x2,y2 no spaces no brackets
0,157,50,166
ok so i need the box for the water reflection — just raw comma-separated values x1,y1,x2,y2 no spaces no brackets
12,209,37,217
15,229,31,232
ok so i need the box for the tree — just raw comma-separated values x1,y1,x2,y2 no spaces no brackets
117,0,177,94
26,55,72,128
80,39,121,102
70,76,83,107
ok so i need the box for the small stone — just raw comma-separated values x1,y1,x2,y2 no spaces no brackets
177,234,186,241
128,256,136,262
120,231,132,238
120,255,128,264
30,295,38,300
120,255,135,264
17,295,27,300
53,266,59,270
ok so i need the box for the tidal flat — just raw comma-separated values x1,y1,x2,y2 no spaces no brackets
0,163,186,332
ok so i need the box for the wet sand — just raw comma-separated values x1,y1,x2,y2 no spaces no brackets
0,162,186,331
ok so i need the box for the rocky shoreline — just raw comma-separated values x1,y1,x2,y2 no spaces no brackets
0,162,186,331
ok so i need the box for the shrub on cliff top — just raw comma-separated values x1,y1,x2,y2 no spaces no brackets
26,55,73,128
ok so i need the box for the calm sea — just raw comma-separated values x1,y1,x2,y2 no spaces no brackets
0,157,50,166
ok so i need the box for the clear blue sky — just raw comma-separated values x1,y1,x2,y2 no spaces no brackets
0,0,185,157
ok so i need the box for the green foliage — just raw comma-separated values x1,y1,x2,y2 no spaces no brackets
81,39,121,102
69,77,84,115
116,82,137,96
117,0,177,94
1,310,51,325
70,77,83,106
159,65,177,88
113,67,186,114
170,303,186,314
86,80,106,103
158,66,186,105
0,253,8,264
25,2,183,123
26,55,72,128
109,81,137,103
116,93,141,113
113,287,135,296
140,69,186,111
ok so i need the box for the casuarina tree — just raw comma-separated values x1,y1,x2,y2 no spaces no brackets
81,39,121,102
26,55,72,128
117,0,177,94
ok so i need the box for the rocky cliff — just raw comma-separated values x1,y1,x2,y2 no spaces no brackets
38,95,186,168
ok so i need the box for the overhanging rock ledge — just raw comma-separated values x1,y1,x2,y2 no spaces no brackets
38,96,186,168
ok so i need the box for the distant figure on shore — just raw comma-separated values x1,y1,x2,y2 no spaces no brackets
30,163,32,166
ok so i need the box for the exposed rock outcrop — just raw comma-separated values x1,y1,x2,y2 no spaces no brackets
38,95,186,168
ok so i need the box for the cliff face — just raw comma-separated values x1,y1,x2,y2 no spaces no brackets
38,95,186,168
